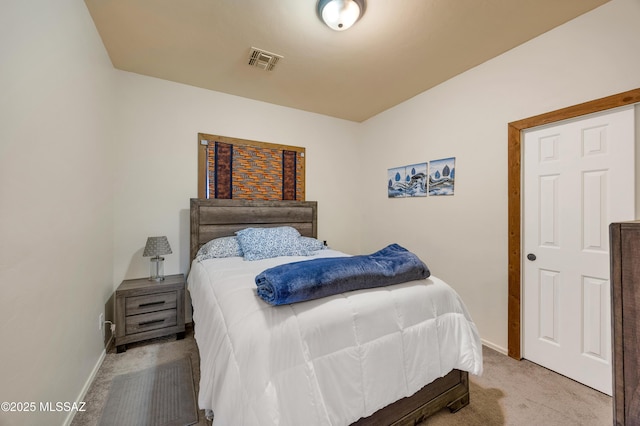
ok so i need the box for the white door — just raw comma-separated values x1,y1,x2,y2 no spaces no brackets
523,105,635,395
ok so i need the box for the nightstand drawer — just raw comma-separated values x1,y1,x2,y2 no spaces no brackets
115,274,186,353
126,309,177,334
126,291,177,316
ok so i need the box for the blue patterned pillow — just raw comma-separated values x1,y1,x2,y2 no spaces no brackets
299,236,325,252
236,227,312,261
195,236,243,261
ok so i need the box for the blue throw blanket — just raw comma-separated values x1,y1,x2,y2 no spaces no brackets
255,244,430,306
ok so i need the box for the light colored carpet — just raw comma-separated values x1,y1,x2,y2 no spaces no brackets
98,357,197,426
72,327,612,426
424,346,611,425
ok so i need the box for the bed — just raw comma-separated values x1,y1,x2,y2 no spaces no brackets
188,198,482,425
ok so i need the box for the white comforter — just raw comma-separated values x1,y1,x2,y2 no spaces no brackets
188,249,483,426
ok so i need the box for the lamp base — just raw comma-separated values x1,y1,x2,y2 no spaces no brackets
149,256,165,281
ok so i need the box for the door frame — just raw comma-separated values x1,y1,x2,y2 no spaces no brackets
507,88,640,359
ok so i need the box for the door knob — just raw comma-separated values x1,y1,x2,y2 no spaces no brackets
527,253,537,261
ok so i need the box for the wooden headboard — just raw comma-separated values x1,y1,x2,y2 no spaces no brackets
190,198,318,261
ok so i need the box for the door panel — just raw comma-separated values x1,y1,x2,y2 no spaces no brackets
582,276,607,360
523,105,635,395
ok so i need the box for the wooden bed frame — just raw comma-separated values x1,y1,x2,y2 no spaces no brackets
189,198,470,425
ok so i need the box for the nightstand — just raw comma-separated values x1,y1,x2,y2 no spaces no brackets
114,274,186,353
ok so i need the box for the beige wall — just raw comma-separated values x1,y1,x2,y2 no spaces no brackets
0,1,115,425
112,72,362,285
3,0,640,423
358,0,640,352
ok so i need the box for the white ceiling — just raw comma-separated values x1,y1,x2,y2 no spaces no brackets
84,0,610,122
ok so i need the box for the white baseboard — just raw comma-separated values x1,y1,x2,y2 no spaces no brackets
481,338,508,355
63,342,108,426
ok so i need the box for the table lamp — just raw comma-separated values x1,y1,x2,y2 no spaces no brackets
143,236,172,281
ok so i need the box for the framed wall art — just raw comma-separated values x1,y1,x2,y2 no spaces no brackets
428,157,455,196
387,162,427,198
197,133,305,201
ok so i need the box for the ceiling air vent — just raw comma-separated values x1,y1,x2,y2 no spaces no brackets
248,47,283,71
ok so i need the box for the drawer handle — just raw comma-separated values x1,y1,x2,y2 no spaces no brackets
139,301,165,308
139,319,165,327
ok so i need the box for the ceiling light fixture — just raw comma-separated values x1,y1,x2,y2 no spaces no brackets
317,0,366,31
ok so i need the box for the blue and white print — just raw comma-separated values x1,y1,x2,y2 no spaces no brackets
428,157,455,196
388,162,427,198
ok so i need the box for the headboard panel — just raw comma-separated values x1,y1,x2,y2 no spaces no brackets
190,198,318,261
